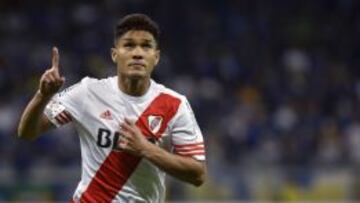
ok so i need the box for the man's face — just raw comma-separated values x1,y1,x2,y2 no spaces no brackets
111,30,160,79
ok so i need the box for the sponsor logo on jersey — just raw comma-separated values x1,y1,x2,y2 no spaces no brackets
148,115,163,134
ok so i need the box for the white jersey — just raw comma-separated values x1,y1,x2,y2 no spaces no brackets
44,76,205,203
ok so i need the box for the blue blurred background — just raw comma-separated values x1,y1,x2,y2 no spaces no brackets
0,0,359,202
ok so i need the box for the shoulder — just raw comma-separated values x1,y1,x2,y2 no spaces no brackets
152,81,188,104
76,76,116,94
59,76,115,98
80,76,115,87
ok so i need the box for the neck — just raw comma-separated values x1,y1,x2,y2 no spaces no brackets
118,75,150,96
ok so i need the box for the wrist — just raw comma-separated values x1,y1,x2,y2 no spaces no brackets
35,90,53,102
140,141,156,159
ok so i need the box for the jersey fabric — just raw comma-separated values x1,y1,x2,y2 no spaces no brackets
44,76,205,203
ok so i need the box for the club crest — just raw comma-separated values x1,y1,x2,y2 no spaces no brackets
148,115,163,134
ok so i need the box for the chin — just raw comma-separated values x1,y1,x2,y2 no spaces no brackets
127,72,147,80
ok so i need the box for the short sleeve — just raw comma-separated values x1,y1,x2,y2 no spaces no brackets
170,97,205,161
44,77,89,127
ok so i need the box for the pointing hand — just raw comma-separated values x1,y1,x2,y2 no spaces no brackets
38,47,66,98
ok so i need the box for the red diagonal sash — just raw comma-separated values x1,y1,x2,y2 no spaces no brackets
77,93,181,203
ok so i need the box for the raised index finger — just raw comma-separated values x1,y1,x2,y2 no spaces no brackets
51,46,60,70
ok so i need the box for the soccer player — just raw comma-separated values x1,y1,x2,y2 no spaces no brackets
17,13,206,202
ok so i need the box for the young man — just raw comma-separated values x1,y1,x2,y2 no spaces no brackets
18,14,206,202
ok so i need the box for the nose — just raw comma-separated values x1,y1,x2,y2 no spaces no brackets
132,46,144,60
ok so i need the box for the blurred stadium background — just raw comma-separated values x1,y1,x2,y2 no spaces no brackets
0,0,359,202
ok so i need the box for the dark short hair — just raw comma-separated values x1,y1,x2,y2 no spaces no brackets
114,13,160,49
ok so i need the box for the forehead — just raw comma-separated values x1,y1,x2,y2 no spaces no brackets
118,30,156,42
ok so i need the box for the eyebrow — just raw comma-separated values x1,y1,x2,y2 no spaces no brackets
122,38,153,43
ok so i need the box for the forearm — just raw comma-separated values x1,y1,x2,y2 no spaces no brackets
141,143,206,186
18,90,52,140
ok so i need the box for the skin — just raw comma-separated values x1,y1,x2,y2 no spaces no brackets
111,30,159,96
112,30,205,186
17,47,64,140
17,30,206,186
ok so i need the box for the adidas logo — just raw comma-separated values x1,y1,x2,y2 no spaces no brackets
100,110,113,120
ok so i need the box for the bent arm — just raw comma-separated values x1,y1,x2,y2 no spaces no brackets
18,47,66,140
119,116,206,187
141,143,206,186
17,91,54,140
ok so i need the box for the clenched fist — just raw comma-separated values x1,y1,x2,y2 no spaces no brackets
39,47,65,98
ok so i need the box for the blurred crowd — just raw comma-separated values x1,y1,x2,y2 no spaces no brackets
0,0,359,201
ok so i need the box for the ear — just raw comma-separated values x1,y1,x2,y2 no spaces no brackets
154,50,160,66
111,48,117,63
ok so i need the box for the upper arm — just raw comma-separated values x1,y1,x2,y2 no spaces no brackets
170,97,206,161
43,77,89,128
38,113,55,134
34,110,72,138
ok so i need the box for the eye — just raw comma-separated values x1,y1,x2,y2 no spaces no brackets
142,43,153,49
123,42,135,48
